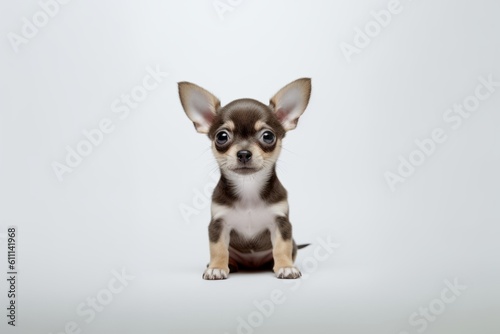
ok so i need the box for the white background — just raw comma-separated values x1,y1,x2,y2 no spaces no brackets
1,0,499,333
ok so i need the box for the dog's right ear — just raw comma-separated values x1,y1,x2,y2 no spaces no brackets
178,82,220,134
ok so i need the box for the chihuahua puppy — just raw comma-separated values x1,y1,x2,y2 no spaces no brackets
178,78,311,280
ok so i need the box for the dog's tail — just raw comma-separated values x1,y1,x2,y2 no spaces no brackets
297,243,310,249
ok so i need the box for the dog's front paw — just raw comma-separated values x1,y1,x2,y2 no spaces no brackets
275,266,302,279
202,268,229,280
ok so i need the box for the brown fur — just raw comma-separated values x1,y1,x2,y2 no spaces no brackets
178,78,311,280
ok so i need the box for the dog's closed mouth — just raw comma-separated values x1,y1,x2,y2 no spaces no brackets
232,166,258,174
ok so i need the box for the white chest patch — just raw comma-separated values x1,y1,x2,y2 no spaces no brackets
212,200,288,239
212,170,289,239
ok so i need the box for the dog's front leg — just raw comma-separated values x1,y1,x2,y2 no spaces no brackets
272,217,301,279
203,218,230,280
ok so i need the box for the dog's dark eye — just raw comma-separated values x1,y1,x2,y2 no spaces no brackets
215,131,230,145
261,131,276,145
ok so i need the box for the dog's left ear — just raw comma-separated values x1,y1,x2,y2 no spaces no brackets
178,82,220,134
270,78,311,131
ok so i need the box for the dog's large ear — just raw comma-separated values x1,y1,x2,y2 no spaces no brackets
178,82,220,134
270,78,311,131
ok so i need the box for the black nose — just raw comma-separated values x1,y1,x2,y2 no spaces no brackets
237,150,252,163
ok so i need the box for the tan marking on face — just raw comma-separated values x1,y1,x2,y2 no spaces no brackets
224,120,235,131
212,143,241,162
211,137,282,172
254,120,269,132
212,141,263,170
259,138,282,164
